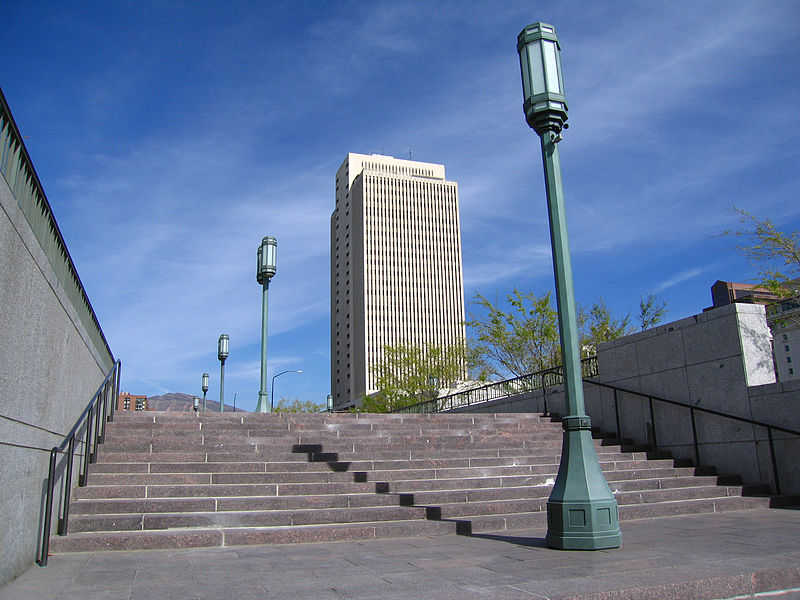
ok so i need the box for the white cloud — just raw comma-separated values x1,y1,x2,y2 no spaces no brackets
654,267,706,294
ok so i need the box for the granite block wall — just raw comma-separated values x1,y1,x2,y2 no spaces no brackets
0,178,113,585
595,303,797,493
450,303,799,494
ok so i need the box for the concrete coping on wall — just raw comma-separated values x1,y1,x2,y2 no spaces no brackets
748,378,800,397
597,303,765,352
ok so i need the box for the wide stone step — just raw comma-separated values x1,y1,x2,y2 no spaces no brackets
88,450,655,474
105,422,562,435
94,439,626,461
85,458,677,486
48,519,460,553
98,438,572,454
67,504,433,533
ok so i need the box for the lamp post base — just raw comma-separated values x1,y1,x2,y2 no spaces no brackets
255,391,269,413
546,417,622,550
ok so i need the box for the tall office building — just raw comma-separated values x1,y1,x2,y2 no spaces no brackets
331,153,466,409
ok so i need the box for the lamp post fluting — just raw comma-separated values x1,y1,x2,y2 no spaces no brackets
201,372,209,412
271,370,302,412
218,334,229,413
256,236,277,413
517,22,621,550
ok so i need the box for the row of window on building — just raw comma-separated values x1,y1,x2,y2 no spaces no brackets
116,393,148,411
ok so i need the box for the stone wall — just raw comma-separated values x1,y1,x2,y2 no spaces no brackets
595,303,785,491
0,175,113,584
449,303,800,495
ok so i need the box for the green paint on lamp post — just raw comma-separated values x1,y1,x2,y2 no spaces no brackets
518,22,621,550
256,236,277,413
201,372,209,412
217,334,229,413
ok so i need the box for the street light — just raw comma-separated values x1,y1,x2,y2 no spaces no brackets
517,22,621,550
256,236,277,413
270,369,302,412
193,396,199,412
218,334,229,413
327,394,333,413
201,372,209,412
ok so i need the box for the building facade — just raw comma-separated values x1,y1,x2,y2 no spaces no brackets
707,280,781,310
330,153,466,409
767,297,800,382
705,280,800,382
116,392,148,411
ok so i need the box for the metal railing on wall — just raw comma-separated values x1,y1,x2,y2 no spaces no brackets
393,355,598,414
586,379,799,496
38,360,121,566
0,87,113,371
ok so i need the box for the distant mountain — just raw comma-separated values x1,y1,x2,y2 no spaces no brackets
146,392,246,412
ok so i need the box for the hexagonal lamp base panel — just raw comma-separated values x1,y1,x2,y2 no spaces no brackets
546,499,622,550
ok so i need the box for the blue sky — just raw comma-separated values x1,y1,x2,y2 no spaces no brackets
3,1,799,411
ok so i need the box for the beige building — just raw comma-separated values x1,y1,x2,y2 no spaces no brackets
331,153,466,409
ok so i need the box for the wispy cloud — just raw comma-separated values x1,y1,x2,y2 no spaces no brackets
654,267,706,294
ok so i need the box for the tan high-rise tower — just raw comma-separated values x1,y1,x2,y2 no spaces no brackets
331,153,466,409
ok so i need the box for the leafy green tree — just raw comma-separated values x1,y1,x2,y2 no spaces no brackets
582,299,630,356
467,289,668,378
638,292,669,331
466,289,562,379
361,341,471,413
725,208,800,297
273,398,324,413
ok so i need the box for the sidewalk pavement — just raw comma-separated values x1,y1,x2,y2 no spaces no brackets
2,508,799,600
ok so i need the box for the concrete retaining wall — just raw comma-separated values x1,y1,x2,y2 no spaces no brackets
0,171,113,584
594,303,794,493
451,303,800,495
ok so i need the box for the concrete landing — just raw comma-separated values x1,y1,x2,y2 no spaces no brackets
2,508,799,600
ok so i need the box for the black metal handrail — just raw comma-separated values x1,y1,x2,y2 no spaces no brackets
584,379,799,495
393,359,796,495
38,360,121,566
393,356,598,414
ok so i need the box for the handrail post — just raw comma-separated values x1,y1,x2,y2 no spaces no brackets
541,374,548,416
80,405,94,486
38,447,58,566
98,384,108,444
109,360,120,423
91,396,102,463
58,437,75,535
648,397,658,451
689,407,700,467
767,427,781,495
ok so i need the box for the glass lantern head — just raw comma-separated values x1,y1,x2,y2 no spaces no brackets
517,22,568,135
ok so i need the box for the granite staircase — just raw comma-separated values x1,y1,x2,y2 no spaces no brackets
49,411,770,553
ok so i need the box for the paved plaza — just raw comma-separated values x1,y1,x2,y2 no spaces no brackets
2,508,799,600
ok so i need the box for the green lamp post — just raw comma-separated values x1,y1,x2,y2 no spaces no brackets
256,236,277,413
218,334,229,413
517,22,621,550
201,372,209,412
